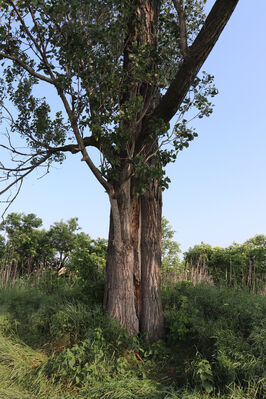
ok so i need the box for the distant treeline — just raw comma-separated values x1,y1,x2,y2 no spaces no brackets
0,213,265,292
160,218,265,293
183,238,266,293
0,212,107,286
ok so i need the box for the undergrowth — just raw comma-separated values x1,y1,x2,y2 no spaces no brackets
0,278,265,399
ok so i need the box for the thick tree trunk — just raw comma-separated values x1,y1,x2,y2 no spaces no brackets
104,176,164,340
104,180,139,335
140,179,164,339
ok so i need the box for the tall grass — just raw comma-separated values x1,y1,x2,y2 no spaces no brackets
163,282,265,396
0,277,265,399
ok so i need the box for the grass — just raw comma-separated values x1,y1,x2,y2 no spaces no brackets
0,278,265,399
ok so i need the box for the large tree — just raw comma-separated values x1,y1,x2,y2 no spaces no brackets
0,0,239,339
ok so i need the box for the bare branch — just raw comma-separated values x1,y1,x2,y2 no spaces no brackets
0,141,34,158
0,153,50,197
0,127,108,217
1,179,23,218
0,104,15,125
50,136,99,154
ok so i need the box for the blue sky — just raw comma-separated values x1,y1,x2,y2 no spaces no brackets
1,0,265,253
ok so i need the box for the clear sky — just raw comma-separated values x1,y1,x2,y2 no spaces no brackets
1,1,265,253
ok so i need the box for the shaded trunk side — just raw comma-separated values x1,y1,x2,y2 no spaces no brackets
140,179,164,339
130,178,142,320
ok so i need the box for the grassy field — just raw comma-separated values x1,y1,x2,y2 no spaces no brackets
0,278,265,399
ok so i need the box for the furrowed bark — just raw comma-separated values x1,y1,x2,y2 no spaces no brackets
104,171,164,340
105,179,139,335
140,179,164,339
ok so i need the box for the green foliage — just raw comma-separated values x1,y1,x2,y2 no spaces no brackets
0,276,265,398
0,212,265,398
163,282,266,395
0,234,5,259
42,327,116,387
161,217,182,282
48,218,80,267
184,236,266,292
0,213,107,293
69,233,106,279
166,294,191,340
191,354,214,394
0,282,63,345
0,213,54,275
0,0,218,198
66,232,106,304
0,330,77,399
162,217,181,268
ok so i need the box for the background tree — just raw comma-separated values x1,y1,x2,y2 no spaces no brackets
161,217,182,282
0,0,239,338
0,234,5,260
0,212,108,287
48,217,80,268
183,242,213,284
184,235,266,292
68,232,107,303
0,212,54,275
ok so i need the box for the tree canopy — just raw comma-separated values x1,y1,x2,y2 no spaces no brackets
0,0,238,209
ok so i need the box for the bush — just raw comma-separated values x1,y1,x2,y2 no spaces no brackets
163,282,266,396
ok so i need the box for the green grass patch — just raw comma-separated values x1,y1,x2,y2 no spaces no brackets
0,279,265,398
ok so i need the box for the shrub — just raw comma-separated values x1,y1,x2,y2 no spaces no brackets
163,282,266,395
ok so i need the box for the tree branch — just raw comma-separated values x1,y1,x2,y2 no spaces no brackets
0,134,101,203
141,0,239,136
55,90,111,193
10,1,41,50
1,4,112,195
34,136,100,155
172,0,188,59
0,52,53,84
0,179,23,218
0,153,50,197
